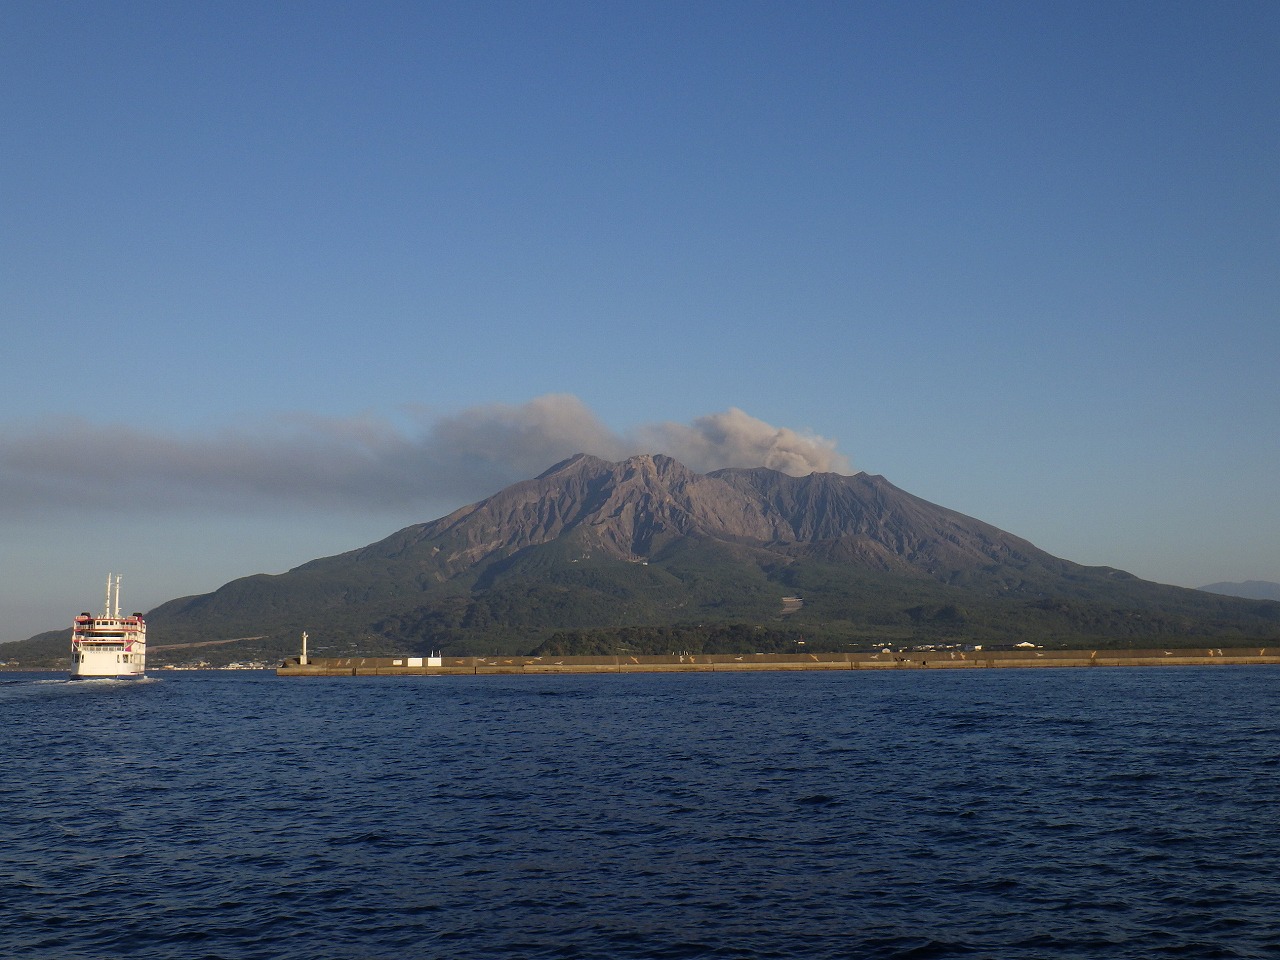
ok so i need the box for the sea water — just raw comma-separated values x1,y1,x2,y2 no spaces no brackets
2,666,1278,959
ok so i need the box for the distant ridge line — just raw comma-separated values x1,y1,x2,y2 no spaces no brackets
1199,581,1280,602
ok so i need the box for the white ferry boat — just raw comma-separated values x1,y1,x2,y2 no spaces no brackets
70,574,146,679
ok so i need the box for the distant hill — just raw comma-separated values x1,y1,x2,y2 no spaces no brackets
1199,581,1280,602
5,454,1279,667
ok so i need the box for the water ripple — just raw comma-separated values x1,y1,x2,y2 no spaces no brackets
2,667,1279,958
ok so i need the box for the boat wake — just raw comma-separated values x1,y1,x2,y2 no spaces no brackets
66,675,162,686
0,676,163,702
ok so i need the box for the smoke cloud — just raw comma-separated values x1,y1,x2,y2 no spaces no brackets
0,395,852,518
638,408,850,477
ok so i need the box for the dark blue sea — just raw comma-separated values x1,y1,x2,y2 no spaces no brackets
3,666,1279,959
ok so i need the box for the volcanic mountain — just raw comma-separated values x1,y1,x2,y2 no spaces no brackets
124,453,1276,661
6,454,1278,666
357,452,1059,576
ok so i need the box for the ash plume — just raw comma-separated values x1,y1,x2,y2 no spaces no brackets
638,408,850,477
0,394,851,518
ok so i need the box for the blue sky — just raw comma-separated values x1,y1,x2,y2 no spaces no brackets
2,1,1277,641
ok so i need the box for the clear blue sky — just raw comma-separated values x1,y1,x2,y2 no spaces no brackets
2,1,1276,641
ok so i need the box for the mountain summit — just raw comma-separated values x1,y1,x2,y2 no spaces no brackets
385,452,1056,577
121,453,1277,661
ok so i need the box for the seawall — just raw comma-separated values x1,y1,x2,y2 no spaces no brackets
277,647,1280,677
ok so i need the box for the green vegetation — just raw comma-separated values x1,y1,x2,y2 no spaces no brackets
6,546,1278,670
6,547,1279,670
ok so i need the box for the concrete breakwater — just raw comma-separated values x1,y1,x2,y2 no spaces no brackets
277,646,1280,677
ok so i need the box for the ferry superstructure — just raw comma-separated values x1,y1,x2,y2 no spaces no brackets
70,574,146,679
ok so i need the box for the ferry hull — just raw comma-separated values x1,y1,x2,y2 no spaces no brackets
70,648,146,679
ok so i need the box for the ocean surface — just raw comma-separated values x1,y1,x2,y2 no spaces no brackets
3,666,1278,959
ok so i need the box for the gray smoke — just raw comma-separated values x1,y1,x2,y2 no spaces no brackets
0,394,851,518
637,407,851,477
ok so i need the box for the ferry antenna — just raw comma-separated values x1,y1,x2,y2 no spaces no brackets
104,572,123,618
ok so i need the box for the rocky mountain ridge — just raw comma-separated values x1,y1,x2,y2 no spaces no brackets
331,452,1061,578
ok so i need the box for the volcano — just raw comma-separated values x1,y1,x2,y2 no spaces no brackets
131,453,1278,659
7,454,1277,666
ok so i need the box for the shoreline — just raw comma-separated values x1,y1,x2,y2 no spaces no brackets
278,646,1280,677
